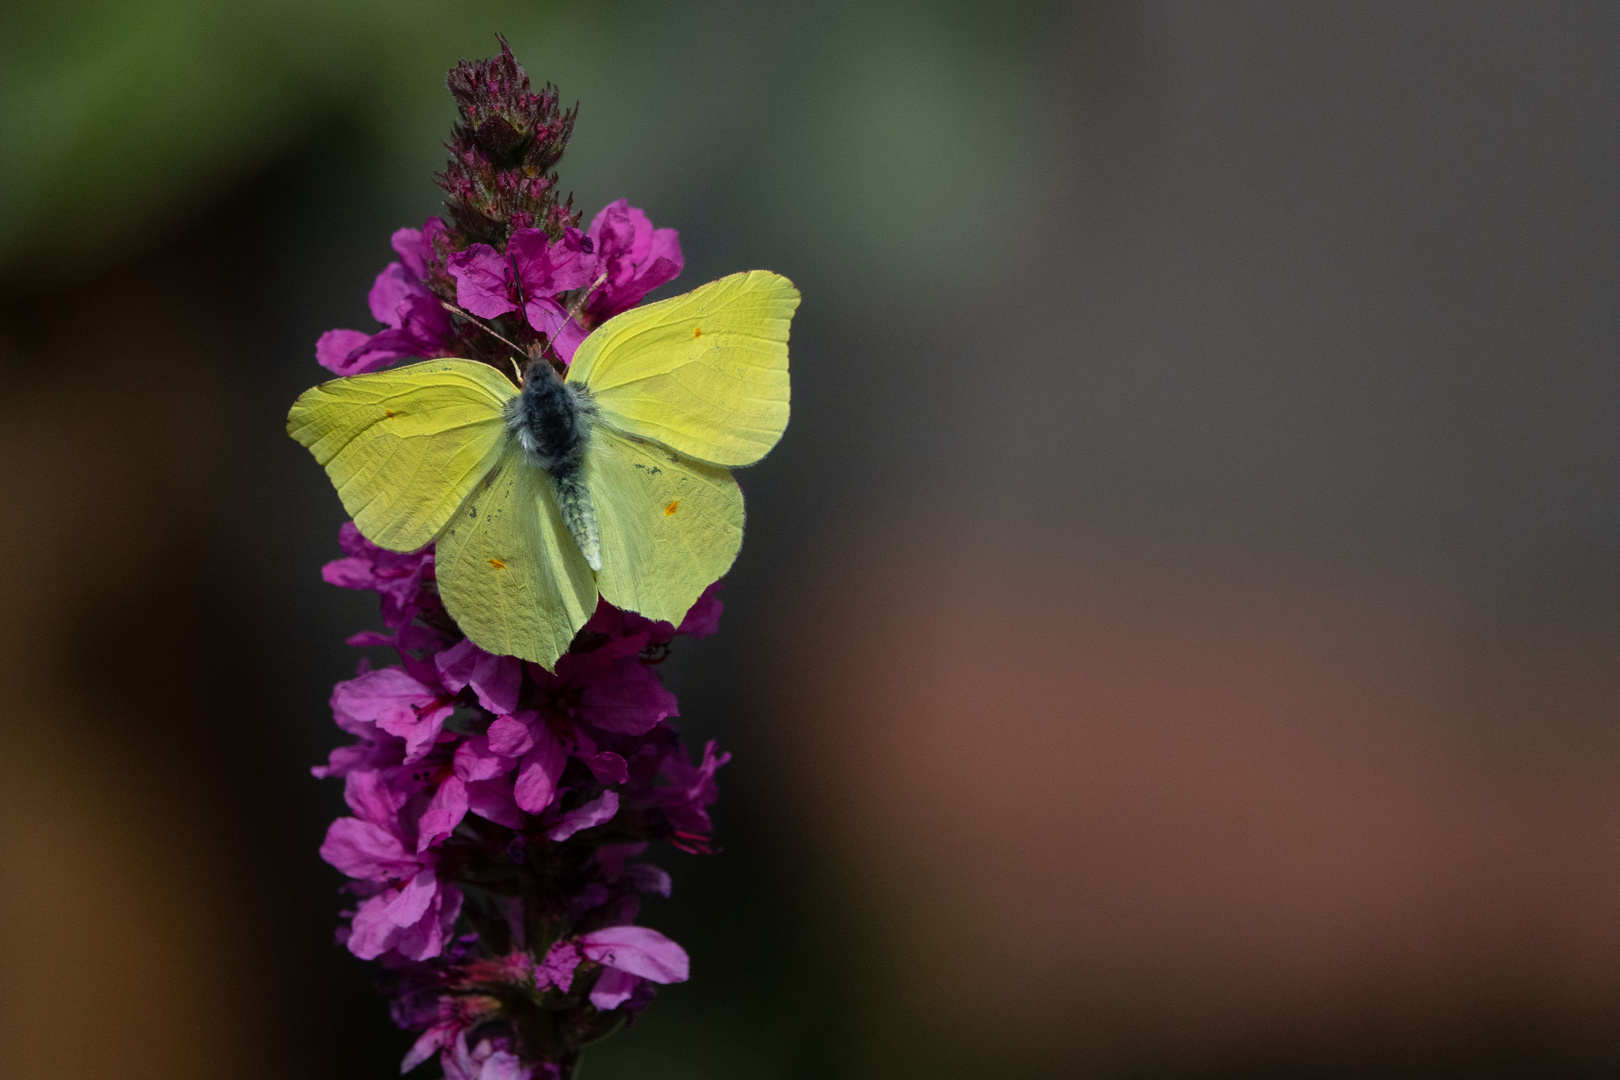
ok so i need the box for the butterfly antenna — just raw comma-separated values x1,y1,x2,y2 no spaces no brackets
567,271,609,323
523,274,608,370
441,301,527,385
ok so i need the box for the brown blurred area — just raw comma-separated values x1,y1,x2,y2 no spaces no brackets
768,541,1620,1075
0,257,264,1075
5,2,1620,1078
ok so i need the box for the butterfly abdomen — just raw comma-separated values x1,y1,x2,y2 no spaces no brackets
506,362,602,571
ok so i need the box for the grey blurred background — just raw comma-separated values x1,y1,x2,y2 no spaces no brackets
4,1,1620,1077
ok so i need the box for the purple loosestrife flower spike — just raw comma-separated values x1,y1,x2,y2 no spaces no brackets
306,43,729,1078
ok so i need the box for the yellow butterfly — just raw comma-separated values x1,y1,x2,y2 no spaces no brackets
288,270,797,669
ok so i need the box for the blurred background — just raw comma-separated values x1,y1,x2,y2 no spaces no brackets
4,1,1620,1076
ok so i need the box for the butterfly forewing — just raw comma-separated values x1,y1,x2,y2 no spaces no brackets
287,359,517,552
567,270,796,468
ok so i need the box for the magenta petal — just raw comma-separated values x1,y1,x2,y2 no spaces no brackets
385,868,439,927
514,726,568,814
460,1043,527,1080
524,297,587,362
367,262,416,327
312,740,401,781
417,776,469,852
336,521,370,557
342,768,409,827
464,779,524,829
332,670,440,731
447,244,519,318
623,863,673,898
511,226,597,295
402,1023,456,1075
506,228,553,290
584,199,685,319
320,817,414,881
355,326,434,365
341,667,451,763
677,581,725,638
576,657,677,734
315,329,372,372
588,967,639,1010
374,698,453,764
588,199,640,257
321,557,376,590
389,879,462,962
545,227,599,292
346,890,403,959
546,790,618,842
644,225,682,271
579,925,690,984
436,638,522,715
633,252,681,298
391,224,432,280
487,712,537,757
453,735,509,782
579,750,628,786
397,291,455,345
344,629,395,648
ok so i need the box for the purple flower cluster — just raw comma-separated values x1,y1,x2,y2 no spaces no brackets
316,37,682,380
317,199,680,375
317,524,727,1076
306,42,722,1079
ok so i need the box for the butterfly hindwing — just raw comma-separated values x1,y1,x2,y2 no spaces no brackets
567,270,797,468
435,443,598,670
287,358,517,552
585,425,745,626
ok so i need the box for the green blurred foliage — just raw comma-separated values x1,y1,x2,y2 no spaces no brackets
0,0,569,274
0,0,1058,287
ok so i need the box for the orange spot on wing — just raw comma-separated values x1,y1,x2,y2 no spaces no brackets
664,500,679,516
489,558,506,569
693,326,702,338
385,409,396,418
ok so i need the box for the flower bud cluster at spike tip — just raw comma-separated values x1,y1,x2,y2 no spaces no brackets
439,35,580,244
318,524,728,1078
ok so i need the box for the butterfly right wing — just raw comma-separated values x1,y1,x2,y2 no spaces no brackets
287,358,518,552
585,425,744,627
566,271,797,467
435,443,599,670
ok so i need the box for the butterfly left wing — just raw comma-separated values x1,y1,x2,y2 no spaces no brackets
287,358,517,552
584,425,744,626
435,443,599,669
